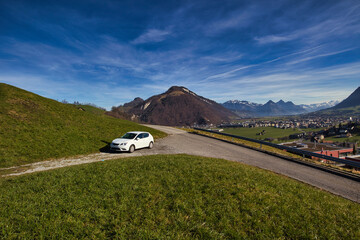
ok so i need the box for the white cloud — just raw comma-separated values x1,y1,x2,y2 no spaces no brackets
255,35,293,44
204,10,254,35
131,29,172,44
254,1,360,46
286,48,357,65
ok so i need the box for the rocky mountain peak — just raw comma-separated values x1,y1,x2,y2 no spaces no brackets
332,86,360,109
265,100,276,105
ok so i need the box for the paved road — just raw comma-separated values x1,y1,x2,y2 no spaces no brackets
4,124,359,203
144,125,360,203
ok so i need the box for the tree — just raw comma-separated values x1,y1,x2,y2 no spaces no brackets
353,142,358,155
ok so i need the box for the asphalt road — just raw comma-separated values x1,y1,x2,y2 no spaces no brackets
4,124,359,203
144,125,360,203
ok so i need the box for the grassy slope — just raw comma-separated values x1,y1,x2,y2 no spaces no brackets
322,106,360,115
0,83,166,168
222,127,320,141
0,154,359,239
325,135,360,143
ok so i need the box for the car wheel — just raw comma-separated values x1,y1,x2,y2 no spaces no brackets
129,145,135,153
148,141,154,149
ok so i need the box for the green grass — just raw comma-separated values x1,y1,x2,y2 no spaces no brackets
0,83,166,168
221,127,321,142
0,154,359,239
315,106,360,117
325,134,360,143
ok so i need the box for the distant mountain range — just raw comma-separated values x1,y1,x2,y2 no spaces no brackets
299,100,340,112
222,99,339,117
109,85,359,124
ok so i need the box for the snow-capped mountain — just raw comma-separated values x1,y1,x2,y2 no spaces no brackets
222,99,340,117
222,100,261,111
222,99,308,117
300,100,340,112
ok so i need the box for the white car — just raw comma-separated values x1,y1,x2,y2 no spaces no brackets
110,131,154,153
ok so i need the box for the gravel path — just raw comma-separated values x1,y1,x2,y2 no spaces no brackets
2,124,360,203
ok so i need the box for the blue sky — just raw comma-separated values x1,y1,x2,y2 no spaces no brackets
1,0,359,109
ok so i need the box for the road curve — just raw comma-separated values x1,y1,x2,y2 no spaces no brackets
3,124,359,203
144,125,360,203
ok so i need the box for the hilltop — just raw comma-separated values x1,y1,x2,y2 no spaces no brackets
0,83,166,167
109,86,236,126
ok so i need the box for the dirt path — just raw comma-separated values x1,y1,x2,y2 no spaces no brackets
0,125,185,177
2,125,360,203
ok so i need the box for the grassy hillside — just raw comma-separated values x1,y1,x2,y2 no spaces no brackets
0,83,166,168
221,126,321,142
0,154,359,239
311,105,360,117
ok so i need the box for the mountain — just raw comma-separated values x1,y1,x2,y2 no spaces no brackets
332,87,360,109
222,99,307,117
300,100,340,112
123,97,145,108
127,86,236,126
304,86,360,117
222,100,261,112
222,100,261,117
275,100,307,114
258,100,283,116
0,83,165,168
106,97,145,120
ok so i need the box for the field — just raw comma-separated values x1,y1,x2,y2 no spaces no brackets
0,83,166,168
1,154,359,239
320,106,360,116
221,126,320,142
325,134,360,143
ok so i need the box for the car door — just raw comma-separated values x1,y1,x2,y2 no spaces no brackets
141,133,150,148
135,133,146,149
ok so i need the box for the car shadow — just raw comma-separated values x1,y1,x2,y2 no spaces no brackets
99,140,130,154
99,140,110,153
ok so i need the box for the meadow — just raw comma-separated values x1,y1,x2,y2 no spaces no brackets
221,126,320,142
0,83,166,168
0,154,359,239
325,135,360,143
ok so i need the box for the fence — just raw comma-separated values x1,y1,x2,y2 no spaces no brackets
193,128,360,169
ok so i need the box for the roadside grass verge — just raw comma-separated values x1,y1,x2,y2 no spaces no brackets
0,83,166,168
0,154,359,239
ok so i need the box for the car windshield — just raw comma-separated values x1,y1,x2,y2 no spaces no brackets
121,133,137,139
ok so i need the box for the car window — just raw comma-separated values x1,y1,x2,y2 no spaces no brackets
121,133,137,139
143,133,149,138
137,133,143,139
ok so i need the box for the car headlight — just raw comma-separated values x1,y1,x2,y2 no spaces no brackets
120,143,127,146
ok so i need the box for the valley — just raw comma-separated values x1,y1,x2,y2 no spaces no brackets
1,83,360,239
2,1,359,238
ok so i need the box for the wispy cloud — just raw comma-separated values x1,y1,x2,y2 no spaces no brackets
204,8,255,36
286,47,357,65
254,35,293,44
132,29,172,44
0,0,359,109
254,1,360,45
